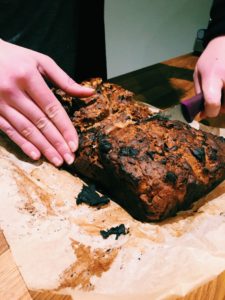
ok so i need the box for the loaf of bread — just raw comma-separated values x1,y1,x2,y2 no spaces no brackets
54,78,225,221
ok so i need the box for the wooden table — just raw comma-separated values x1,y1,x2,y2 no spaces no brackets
110,52,199,108
1,52,225,300
0,230,31,300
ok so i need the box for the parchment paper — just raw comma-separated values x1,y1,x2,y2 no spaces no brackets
0,121,225,300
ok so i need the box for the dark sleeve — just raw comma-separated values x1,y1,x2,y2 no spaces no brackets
204,0,225,46
75,0,107,81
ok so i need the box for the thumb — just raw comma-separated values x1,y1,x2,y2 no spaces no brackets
37,54,95,97
193,68,202,94
201,75,223,118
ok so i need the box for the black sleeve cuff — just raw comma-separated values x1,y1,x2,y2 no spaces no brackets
204,0,225,46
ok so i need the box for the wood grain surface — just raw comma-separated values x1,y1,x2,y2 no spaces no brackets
110,52,199,108
1,52,225,300
29,291,72,300
0,230,8,255
0,230,32,300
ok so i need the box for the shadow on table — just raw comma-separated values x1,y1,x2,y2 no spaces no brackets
110,63,195,109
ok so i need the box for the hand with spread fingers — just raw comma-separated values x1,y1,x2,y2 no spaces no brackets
0,39,94,166
194,36,225,119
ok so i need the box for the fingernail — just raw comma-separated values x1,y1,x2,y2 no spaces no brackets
64,153,74,165
30,151,39,160
52,157,63,166
68,141,77,152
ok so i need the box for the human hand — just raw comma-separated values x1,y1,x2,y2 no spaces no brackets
193,36,225,119
0,40,94,166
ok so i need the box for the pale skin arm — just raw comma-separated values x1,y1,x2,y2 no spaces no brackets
0,39,94,166
194,36,225,118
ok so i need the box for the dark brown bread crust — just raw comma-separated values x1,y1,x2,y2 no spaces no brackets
54,78,225,221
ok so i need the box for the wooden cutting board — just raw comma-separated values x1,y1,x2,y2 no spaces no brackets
1,52,225,300
0,229,71,300
1,121,225,300
1,228,225,300
0,230,31,300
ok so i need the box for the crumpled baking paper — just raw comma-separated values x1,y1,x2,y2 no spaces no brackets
0,121,225,300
